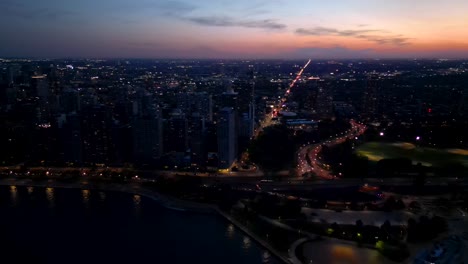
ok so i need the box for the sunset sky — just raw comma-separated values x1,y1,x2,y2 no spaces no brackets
1,0,468,59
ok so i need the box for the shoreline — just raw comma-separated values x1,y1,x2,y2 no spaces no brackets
0,179,292,264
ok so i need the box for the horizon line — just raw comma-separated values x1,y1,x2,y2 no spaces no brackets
2,56,468,61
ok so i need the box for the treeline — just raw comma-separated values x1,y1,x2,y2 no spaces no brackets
249,119,350,174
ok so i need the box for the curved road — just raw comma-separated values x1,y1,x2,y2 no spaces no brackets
297,120,366,179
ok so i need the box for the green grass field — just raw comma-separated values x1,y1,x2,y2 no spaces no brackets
356,142,468,167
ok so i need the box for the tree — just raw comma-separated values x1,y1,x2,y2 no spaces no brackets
356,219,364,228
383,196,397,211
381,220,391,240
414,162,426,187
395,199,406,210
248,125,295,175
355,219,364,245
355,219,364,242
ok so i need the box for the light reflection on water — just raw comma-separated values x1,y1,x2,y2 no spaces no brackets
225,224,273,262
262,251,272,263
243,236,252,251
133,194,141,205
0,186,279,263
331,244,359,264
99,191,106,202
82,189,90,208
226,224,235,239
133,194,141,214
10,186,17,206
302,240,386,264
46,187,55,207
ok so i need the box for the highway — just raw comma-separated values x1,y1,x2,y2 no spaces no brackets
253,59,312,138
296,120,367,179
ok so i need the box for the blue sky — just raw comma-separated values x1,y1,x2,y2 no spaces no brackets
1,0,468,58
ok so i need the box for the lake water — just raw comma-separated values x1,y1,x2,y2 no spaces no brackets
301,240,394,264
0,185,279,264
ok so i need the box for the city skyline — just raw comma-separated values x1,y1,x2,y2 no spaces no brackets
1,0,468,59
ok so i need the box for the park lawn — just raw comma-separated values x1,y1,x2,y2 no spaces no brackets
356,142,468,167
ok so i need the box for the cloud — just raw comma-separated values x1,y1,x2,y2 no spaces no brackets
296,27,410,46
356,34,410,45
237,0,275,17
286,46,379,59
157,1,197,16
186,16,286,29
296,27,384,36
0,1,77,21
151,1,285,30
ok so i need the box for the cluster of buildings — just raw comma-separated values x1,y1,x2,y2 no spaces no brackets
0,60,259,170
0,58,467,169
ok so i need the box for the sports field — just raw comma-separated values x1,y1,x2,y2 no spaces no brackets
356,142,468,167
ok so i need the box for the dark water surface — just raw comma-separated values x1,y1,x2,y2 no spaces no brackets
0,185,278,264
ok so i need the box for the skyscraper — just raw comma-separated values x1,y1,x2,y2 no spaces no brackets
60,113,82,164
217,107,236,169
132,115,163,164
60,87,81,114
177,92,213,122
189,113,207,166
81,105,111,164
221,88,239,111
164,109,188,153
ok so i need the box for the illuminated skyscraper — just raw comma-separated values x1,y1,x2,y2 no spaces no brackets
81,105,111,164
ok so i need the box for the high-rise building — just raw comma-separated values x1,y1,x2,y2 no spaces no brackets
164,109,188,153
177,92,213,122
217,107,236,169
60,113,83,164
193,92,213,122
81,105,111,164
7,64,21,84
239,101,255,138
236,71,256,139
221,89,239,111
189,113,207,166
60,88,81,113
239,110,254,139
132,115,163,164
32,75,49,99
132,88,155,117
233,75,255,116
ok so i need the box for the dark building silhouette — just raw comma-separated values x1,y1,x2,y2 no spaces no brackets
217,107,236,169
